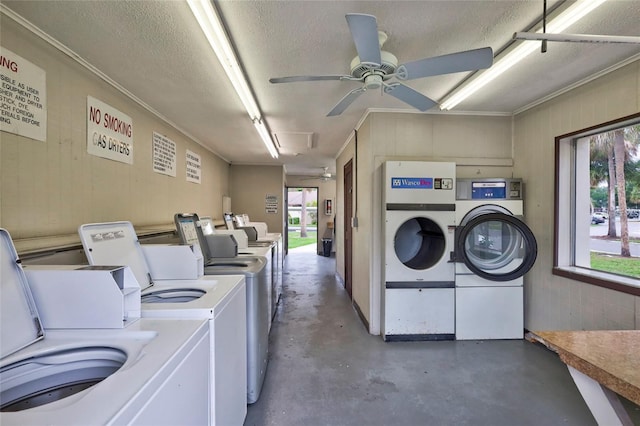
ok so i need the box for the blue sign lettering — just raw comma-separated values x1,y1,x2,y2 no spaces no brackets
391,177,433,189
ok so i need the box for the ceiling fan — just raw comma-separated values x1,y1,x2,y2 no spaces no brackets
269,13,494,116
302,167,335,182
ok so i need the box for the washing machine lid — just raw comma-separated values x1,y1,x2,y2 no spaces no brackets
174,213,213,259
78,222,154,291
204,256,267,275
456,212,537,282
1,229,44,359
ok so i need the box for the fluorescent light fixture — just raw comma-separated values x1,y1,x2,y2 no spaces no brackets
187,0,278,158
513,32,640,45
440,0,607,110
254,119,279,158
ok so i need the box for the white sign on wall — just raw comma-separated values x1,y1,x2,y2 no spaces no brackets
186,149,201,184
265,194,278,214
152,132,176,177
0,47,47,142
87,96,133,164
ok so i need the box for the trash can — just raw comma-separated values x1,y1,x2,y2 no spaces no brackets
322,238,332,257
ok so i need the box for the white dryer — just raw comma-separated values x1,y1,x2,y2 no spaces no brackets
0,229,210,426
77,222,248,425
383,161,456,341
454,179,538,340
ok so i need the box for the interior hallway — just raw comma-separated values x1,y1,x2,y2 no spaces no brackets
244,246,640,426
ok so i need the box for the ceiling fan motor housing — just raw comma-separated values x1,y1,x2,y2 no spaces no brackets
350,50,398,79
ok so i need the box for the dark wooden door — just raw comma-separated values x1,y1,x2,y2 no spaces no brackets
344,159,353,298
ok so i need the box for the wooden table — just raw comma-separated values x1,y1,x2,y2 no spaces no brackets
533,330,640,426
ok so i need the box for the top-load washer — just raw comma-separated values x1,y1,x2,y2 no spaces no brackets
0,228,210,426
173,213,270,404
382,161,456,341
199,215,283,319
77,222,248,425
454,178,537,340
219,213,284,307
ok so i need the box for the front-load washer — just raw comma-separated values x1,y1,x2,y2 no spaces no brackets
173,214,270,404
382,161,456,341
0,229,210,426
454,178,538,340
77,222,248,425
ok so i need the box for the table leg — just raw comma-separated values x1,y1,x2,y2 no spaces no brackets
567,365,633,426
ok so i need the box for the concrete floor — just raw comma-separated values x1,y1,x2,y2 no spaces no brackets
245,246,640,426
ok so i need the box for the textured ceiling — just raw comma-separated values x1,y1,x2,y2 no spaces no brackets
2,0,640,176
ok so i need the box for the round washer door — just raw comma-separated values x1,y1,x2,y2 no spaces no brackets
457,212,537,282
394,217,446,270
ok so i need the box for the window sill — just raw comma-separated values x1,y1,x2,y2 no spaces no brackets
553,266,640,296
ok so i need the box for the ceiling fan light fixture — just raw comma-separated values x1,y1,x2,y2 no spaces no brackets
365,74,383,90
440,0,608,110
187,0,279,158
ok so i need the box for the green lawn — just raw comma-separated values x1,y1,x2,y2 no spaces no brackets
591,252,640,278
288,231,317,249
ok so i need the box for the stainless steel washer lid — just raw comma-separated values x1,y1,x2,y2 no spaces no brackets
204,256,267,276
0,229,44,359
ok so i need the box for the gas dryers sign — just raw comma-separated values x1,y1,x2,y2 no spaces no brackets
391,177,433,189
87,96,133,164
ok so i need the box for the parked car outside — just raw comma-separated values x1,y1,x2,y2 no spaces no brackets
591,213,605,224
627,210,639,219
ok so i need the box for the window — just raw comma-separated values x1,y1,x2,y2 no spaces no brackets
554,113,640,295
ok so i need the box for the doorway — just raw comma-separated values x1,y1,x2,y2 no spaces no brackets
344,160,353,298
286,187,319,252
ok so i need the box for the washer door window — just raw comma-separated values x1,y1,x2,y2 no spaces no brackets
395,217,446,270
457,213,537,281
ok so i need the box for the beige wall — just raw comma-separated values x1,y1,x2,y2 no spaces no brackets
229,165,285,234
336,112,515,334
286,175,337,255
514,59,640,331
1,15,230,251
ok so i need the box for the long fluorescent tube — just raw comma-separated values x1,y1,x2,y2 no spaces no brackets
440,0,608,110
187,0,278,158
513,32,640,45
254,119,279,158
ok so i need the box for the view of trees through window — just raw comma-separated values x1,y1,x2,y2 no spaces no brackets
287,187,318,249
588,123,640,278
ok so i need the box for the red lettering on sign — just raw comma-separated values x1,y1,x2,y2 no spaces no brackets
89,106,101,124
0,56,18,73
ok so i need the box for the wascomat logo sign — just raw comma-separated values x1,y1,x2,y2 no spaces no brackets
391,177,433,189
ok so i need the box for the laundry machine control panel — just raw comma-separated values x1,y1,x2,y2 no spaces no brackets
456,178,523,200
384,161,456,205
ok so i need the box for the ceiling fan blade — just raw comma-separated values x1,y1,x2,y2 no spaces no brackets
345,13,382,66
327,87,366,116
269,75,352,84
397,47,494,81
384,84,438,111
